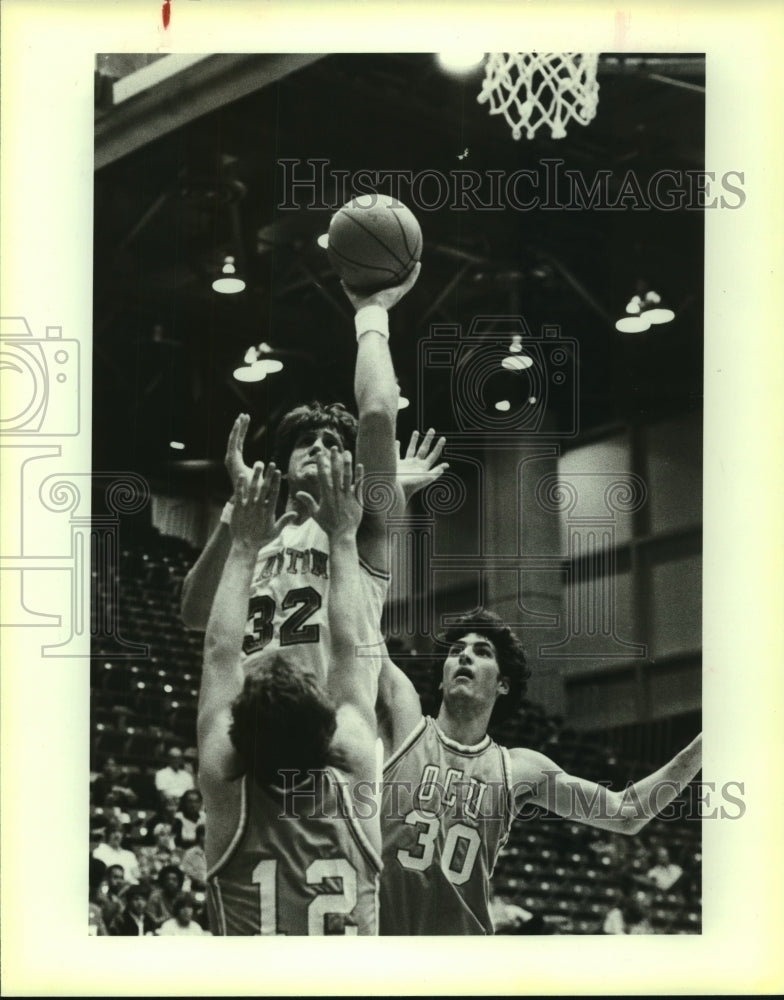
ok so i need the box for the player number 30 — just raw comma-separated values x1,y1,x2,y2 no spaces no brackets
397,809,481,886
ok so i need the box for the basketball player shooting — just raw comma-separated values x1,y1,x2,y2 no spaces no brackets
199,450,383,935
376,609,702,935
180,262,446,685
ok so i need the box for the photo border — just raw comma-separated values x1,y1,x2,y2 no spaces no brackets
1,0,782,994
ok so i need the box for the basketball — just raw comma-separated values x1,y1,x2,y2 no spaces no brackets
326,193,422,293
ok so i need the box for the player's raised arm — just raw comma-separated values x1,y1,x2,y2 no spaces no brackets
343,263,421,573
197,462,296,780
181,414,253,631
375,655,424,763
510,733,702,835
307,448,378,781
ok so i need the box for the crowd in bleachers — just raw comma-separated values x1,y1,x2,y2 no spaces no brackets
89,527,701,935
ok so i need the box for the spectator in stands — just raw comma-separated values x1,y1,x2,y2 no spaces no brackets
646,846,683,891
146,864,185,928
88,857,109,936
603,879,654,934
109,884,157,936
183,746,200,788
96,863,127,928
587,831,630,869
154,746,194,803
91,756,138,809
92,821,140,884
137,821,182,882
173,789,205,848
489,893,545,934
180,823,207,892
141,794,180,846
157,893,206,936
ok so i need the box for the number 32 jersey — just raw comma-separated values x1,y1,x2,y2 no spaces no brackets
380,717,515,935
242,518,389,682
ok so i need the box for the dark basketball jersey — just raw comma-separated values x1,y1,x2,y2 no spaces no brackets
242,519,389,683
207,769,381,935
380,717,514,935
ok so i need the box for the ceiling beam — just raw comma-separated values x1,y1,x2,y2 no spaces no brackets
95,53,323,171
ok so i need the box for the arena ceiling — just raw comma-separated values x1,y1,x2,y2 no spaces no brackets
93,52,706,494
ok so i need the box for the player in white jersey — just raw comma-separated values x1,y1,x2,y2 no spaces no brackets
181,264,446,688
200,449,383,935
377,608,703,934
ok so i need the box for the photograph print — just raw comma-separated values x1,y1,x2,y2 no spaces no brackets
88,50,710,940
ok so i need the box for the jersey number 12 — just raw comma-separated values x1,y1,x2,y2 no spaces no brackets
252,857,359,935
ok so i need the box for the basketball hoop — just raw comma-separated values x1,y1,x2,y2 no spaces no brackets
477,53,600,140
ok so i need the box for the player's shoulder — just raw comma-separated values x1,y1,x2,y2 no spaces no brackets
507,745,561,782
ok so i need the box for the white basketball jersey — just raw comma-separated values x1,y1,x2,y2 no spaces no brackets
241,519,389,688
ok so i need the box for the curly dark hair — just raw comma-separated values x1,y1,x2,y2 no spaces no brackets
172,892,196,916
434,608,530,724
158,864,185,889
271,401,358,472
230,655,337,787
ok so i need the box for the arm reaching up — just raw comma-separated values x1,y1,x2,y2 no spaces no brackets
197,463,296,782
309,448,378,783
344,264,421,572
181,414,254,630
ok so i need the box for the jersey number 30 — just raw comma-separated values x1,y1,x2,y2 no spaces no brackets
397,810,481,886
243,586,321,655
252,858,359,935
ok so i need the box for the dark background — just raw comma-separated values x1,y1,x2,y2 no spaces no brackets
93,52,705,496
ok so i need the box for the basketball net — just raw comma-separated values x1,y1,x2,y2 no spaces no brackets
477,53,600,140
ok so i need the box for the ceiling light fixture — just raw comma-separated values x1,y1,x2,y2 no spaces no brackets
212,255,246,294
615,288,675,333
233,343,285,383
436,52,486,77
501,354,534,372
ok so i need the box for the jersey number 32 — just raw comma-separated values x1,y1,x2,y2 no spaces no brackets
243,586,321,656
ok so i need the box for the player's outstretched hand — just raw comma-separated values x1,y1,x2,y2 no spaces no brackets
397,428,449,502
224,413,253,493
304,447,364,540
341,261,421,313
230,461,297,549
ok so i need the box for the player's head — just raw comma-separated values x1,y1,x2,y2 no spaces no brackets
437,608,529,724
230,651,337,787
272,402,358,488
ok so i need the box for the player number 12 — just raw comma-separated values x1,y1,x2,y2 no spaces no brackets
252,857,359,935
